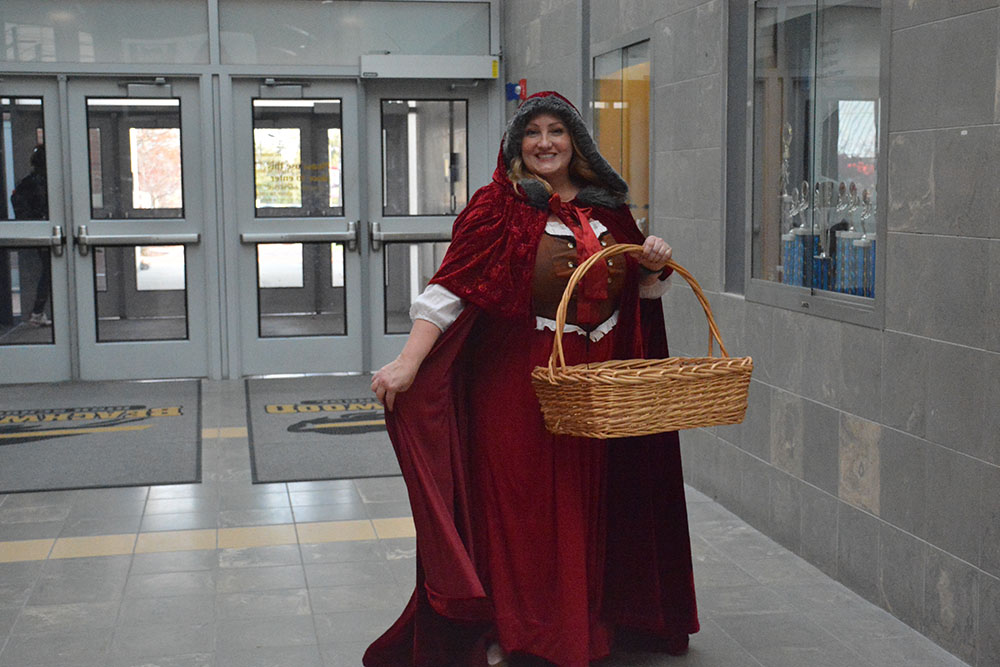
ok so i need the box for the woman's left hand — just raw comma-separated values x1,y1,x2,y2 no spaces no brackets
639,235,672,273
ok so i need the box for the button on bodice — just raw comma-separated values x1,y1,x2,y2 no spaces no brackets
531,230,625,328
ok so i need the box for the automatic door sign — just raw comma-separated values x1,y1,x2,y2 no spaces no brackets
0,405,183,445
266,398,385,436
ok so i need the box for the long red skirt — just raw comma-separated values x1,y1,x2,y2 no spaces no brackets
364,311,698,666
467,318,616,665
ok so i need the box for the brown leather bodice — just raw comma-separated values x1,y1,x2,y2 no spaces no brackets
531,229,625,329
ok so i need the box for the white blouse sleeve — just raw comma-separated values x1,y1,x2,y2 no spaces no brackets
639,273,673,299
409,283,465,332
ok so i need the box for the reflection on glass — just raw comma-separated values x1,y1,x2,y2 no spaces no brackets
0,247,54,345
623,42,651,234
328,128,342,208
257,243,303,288
257,242,345,337
88,127,103,209
95,247,108,292
0,97,53,344
593,41,650,234
2,97,46,222
135,245,185,291
219,0,489,65
254,128,302,208
0,0,210,64
384,242,449,334
129,128,182,209
253,99,343,217
330,243,344,288
87,98,183,219
382,100,467,216
752,0,880,297
837,101,877,163
94,245,187,342
593,51,624,186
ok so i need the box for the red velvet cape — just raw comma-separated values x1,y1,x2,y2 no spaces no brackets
364,159,699,666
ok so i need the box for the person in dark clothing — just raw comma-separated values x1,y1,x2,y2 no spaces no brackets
10,144,52,327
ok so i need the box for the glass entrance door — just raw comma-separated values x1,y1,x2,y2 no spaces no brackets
3,76,493,382
231,80,362,375
365,81,489,369
0,78,71,382
231,79,490,375
67,78,210,380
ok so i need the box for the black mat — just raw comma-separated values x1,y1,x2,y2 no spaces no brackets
245,376,400,483
0,380,201,494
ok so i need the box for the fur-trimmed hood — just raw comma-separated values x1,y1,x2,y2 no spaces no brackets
495,90,628,210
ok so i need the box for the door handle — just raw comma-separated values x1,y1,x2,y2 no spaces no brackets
75,225,200,256
369,221,452,252
51,225,65,256
239,221,359,251
0,225,65,256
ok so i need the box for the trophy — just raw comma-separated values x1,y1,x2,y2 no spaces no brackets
779,124,813,286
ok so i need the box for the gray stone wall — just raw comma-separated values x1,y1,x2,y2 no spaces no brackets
502,0,583,104
500,0,1000,665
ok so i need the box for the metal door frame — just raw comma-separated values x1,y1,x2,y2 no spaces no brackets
66,76,213,380
364,79,492,370
0,76,72,382
223,77,364,376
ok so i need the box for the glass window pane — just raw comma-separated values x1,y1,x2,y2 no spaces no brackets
94,247,108,292
135,245,185,291
257,242,346,337
0,247,54,345
2,97,47,222
814,0,880,298
593,50,624,191
752,4,816,285
129,128,182,209
752,0,880,298
384,242,449,334
382,100,467,216
594,42,650,233
328,128,342,208
257,243,303,288
88,127,104,209
87,98,184,219
330,243,344,288
623,41,650,234
253,100,343,218
254,128,302,208
220,0,489,65
95,245,187,342
0,0,210,64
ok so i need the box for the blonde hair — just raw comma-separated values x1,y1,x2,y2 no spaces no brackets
507,132,601,196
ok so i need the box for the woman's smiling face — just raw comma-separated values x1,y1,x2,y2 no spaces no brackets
520,113,572,183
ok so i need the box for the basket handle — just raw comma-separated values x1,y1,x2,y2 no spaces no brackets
547,243,730,374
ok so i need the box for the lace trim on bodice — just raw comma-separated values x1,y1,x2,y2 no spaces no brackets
534,310,619,343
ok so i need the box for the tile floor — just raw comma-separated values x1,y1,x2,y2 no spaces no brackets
0,379,969,667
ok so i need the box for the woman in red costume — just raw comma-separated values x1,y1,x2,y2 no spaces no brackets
367,91,698,666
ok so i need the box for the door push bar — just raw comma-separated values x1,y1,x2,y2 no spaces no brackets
369,221,452,252
239,221,359,251
1,226,66,256
74,225,200,256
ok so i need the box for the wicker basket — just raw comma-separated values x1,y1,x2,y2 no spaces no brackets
530,243,753,439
